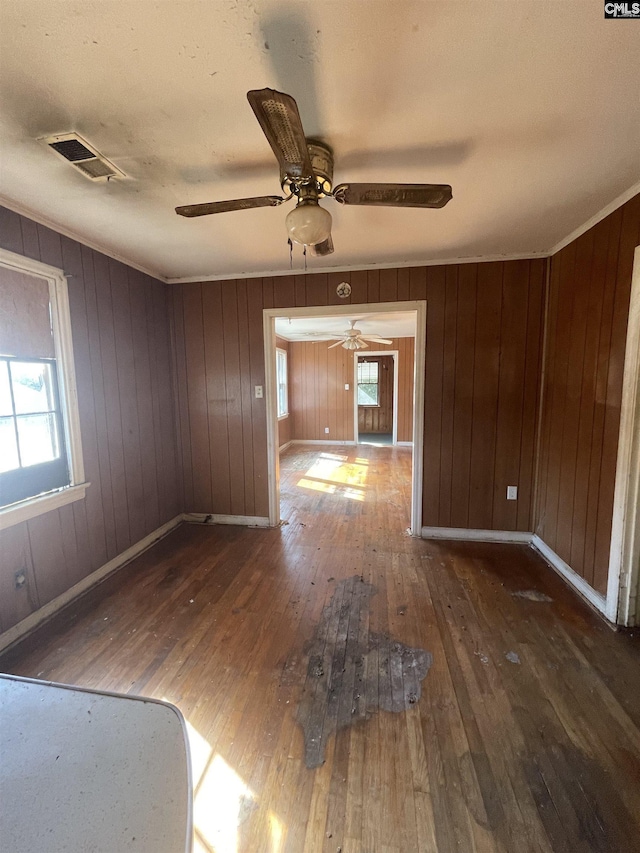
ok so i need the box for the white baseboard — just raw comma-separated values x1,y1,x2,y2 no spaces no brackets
0,515,183,654
421,526,533,544
183,512,271,528
290,439,357,446
287,438,411,448
279,441,293,452
421,527,611,619
530,535,607,615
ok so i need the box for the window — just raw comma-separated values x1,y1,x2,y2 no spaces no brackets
276,348,288,418
357,360,379,406
0,248,86,529
0,358,69,505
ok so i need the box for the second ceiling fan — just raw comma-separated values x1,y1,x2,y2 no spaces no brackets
175,88,453,256
307,320,393,351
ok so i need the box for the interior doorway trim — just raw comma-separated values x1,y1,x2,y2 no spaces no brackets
354,350,399,446
263,300,426,535
607,244,640,626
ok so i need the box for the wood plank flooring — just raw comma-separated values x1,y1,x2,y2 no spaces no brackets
2,445,640,853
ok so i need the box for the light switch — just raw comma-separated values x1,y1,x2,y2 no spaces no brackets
345,383,350,391
507,485,518,500
255,386,263,399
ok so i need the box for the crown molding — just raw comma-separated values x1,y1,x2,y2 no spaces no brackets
0,194,168,283
166,251,549,284
168,180,639,282
548,180,640,256
4,179,638,286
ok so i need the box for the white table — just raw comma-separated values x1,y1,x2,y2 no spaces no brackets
0,674,192,853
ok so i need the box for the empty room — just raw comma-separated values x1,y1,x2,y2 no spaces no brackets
0,2,639,852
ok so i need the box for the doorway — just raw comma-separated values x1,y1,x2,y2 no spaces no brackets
355,352,397,446
263,301,426,535
607,244,640,625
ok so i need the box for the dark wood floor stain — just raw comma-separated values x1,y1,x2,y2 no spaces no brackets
297,575,432,768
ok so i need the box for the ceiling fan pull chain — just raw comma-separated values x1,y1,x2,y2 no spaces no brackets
303,244,308,272
288,238,293,270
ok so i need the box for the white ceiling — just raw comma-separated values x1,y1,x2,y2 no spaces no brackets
0,1,638,282
275,310,416,340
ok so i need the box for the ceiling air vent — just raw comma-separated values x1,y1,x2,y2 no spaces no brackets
42,132,125,181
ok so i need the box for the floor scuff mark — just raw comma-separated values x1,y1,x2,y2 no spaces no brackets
512,590,553,602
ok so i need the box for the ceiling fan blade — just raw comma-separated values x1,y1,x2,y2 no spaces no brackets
175,196,283,217
327,340,344,349
310,235,334,257
356,339,369,349
333,183,452,208
247,88,314,180
360,336,393,344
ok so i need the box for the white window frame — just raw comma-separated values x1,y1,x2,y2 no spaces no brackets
276,347,288,419
0,247,88,530
357,359,381,407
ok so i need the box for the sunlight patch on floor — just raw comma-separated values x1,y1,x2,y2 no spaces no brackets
296,477,365,501
297,477,336,494
342,487,366,501
181,716,286,853
295,453,369,501
329,463,368,486
185,719,213,788
194,754,255,853
269,812,285,852
305,456,347,480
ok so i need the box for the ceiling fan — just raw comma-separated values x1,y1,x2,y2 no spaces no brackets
307,320,393,350
175,88,453,256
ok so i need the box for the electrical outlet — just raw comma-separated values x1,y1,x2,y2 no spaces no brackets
507,485,518,500
14,570,27,590
254,385,263,399
324,427,330,434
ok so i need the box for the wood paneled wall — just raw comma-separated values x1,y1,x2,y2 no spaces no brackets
289,339,354,442
0,206,180,636
422,260,545,531
358,355,394,435
396,337,415,443
171,262,546,530
276,336,291,449
536,193,640,594
283,337,414,443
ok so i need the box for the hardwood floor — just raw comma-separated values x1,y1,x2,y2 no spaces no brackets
2,444,640,853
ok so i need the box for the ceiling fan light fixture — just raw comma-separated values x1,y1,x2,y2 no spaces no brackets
285,200,332,246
